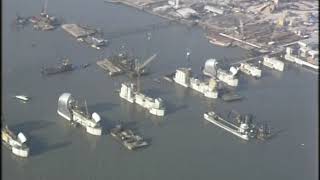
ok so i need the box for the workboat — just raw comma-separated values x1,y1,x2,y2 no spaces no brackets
57,93,102,136
221,93,243,102
110,124,148,150
41,58,74,75
2,125,30,157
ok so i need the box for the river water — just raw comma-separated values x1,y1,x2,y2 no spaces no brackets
2,0,318,179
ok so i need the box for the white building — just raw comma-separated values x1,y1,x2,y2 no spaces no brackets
176,8,198,19
204,5,224,15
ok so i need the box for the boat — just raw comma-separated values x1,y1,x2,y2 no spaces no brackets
209,40,231,47
221,93,243,102
57,93,102,136
204,111,257,141
2,125,30,157
257,124,271,140
41,58,74,75
14,95,30,102
110,124,148,150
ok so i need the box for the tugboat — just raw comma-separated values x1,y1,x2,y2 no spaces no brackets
41,58,74,75
57,93,102,136
257,124,271,140
2,125,30,157
110,124,148,150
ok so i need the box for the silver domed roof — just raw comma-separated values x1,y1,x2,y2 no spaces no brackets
203,59,218,77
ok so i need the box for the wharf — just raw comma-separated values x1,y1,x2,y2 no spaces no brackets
96,58,125,76
61,24,96,38
230,49,283,66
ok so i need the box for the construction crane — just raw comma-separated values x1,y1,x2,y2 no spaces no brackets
41,0,48,16
129,53,157,92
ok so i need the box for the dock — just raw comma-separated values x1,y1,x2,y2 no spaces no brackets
96,58,124,76
61,24,96,38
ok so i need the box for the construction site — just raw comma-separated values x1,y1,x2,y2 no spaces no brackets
97,52,158,77
104,0,318,55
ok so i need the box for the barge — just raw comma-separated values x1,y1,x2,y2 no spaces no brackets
110,124,148,150
41,58,74,75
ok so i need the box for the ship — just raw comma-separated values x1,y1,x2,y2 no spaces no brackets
204,111,254,140
41,58,74,75
202,59,239,87
110,124,148,150
239,62,262,78
119,83,165,116
57,93,102,136
2,125,30,157
204,111,271,141
172,68,218,99
262,56,284,71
